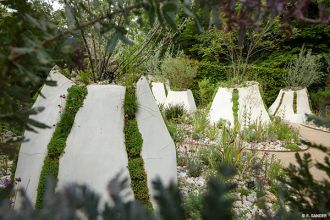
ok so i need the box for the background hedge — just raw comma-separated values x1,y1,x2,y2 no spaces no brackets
193,61,286,107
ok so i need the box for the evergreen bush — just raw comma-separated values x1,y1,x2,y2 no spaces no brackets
161,56,198,91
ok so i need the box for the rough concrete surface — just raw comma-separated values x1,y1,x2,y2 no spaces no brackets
208,87,234,127
268,89,283,115
238,84,271,127
165,90,197,113
136,77,177,208
269,88,312,124
151,82,167,105
14,68,74,207
57,85,133,204
297,88,312,115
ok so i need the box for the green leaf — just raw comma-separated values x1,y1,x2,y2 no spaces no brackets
162,2,177,30
36,50,50,64
107,32,119,53
44,80,57,87
27,118,50,129
183,5,203,33
64,5,75,28
118,31,133,45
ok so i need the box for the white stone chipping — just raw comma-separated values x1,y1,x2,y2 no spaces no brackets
238,84,271,128
136,77,177,208
165,90,197,113
269,88,312,124
151,82,167,105
57,85,133,204
14,68,74,207
209,87,235,127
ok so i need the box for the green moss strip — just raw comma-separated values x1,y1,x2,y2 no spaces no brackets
232,89,239,129
274,92,284,116
124,87,152,210
293,91,297,114
35,85,87,208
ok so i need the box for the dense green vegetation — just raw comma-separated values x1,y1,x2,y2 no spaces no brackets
35,85,87,208
232,89,239,129
123,86,152,209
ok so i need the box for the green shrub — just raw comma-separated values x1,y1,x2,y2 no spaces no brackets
128,158,148,181
191,110,209,134
198,147,212,166
285,143,301,151
164,105,185,121
36,85,87,208
164,119,184,143
310,84,330,119
60,68,71,79
241,117,300,146
198,78,217,106
124,120,143,158
187,158,203,177
78,70,91,85
269,117,299,144
184,191,203,220
247,65,286,107
196,61,229,82
306,114,330,130
267,160,283,181
232,89,239,129
284,46,322,89
161,56,198,90
195,61,287,107
124,89,138,119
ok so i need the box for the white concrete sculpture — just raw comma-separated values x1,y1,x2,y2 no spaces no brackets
14,68,74,207
297,88,312,115
208,82,270,128
269,88,312,124
57,85,133,203
151,82,167,105
209,88,235,126
268,90,284,115
165,90,197,113
136,77,177,208
238,84,271,128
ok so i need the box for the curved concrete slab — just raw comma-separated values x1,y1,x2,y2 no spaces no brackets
268,89,284,115
57,85,133,204
269,88,312,124
136,77,177,208
14,68,74,207
165,90,197,113
208,87,234,127
151,82,167,105
238,84,271,127
297,88,312,115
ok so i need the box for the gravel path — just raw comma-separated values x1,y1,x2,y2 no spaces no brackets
271,123,330,181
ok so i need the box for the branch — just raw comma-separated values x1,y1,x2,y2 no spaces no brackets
1,2,146,77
